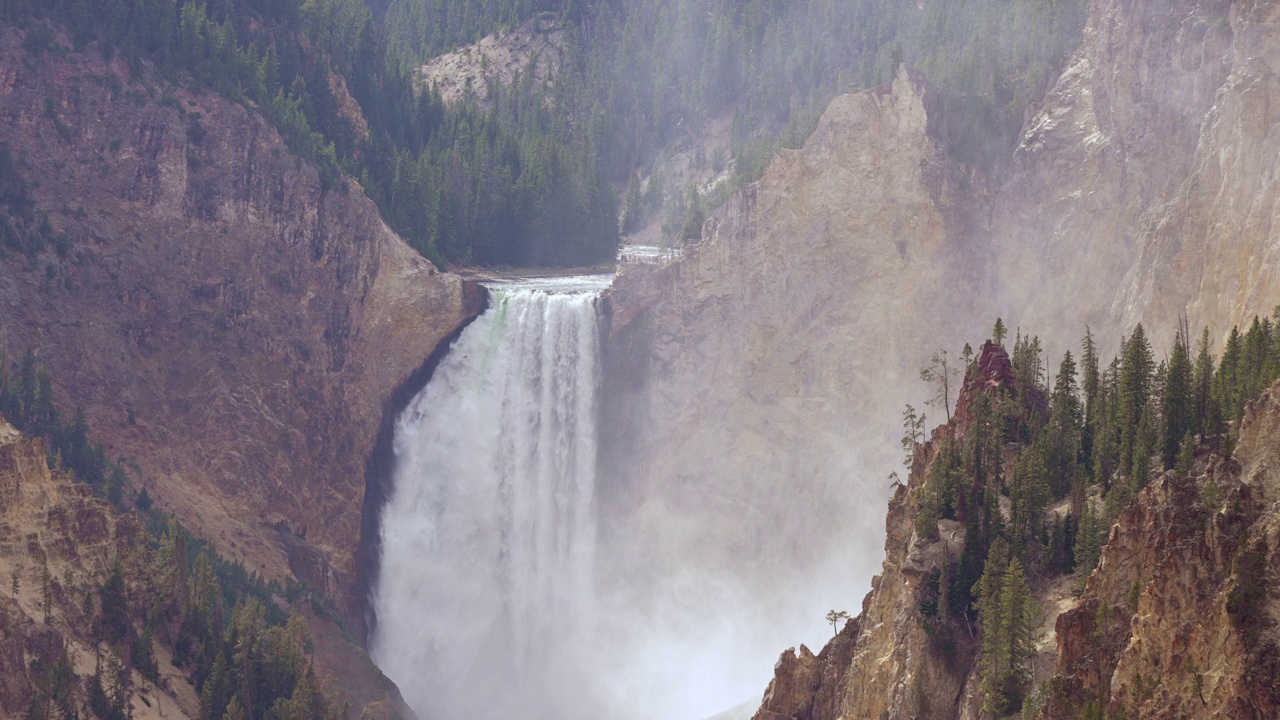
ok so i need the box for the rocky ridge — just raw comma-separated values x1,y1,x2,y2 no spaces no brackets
752,351,1280,720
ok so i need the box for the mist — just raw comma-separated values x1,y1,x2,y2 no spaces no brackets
367,0,1100,717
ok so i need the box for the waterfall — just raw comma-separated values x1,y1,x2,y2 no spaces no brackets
371,278,606,720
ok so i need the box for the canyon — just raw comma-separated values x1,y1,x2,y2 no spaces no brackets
0,0,1278,714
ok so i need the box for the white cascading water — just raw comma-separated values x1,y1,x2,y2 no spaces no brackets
371,277,607,720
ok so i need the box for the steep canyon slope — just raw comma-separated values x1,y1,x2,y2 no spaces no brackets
603,0,1280,713
994,0,1280,352
754,346,1280,720
0,28,485,635
601,66,990,699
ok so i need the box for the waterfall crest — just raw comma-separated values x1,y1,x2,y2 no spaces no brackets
371,281,604,720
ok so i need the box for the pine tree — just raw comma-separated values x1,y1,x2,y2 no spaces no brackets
1240,317,1273,404
1074,498,1103,577
1176,433,1196,475
1193,326,1215,439
920,350,959,423
1215,326,1243,423
901,403,926,468
977,551,1037,715
1162,323,1194,469
1080,327,1101,476
1095,355,1123,485
1131,401,1158,491
974,538,1009,637
993,317,1007,347
1119,324,1154,476
1048,350,1082,494
1008,447,1049,559
1012,333,1045,403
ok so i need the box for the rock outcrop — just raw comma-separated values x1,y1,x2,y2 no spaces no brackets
0,417,158,716
1036,383,1280,719
754,617,858,720
418,13,562,108
0,28,485,635
751,355,1280,720
749,343,1029,720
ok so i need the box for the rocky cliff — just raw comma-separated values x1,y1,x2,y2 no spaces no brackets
750,353,1280,720
601,66,989,673
748,342,1024,720
1036,377,1280,718
993,0,1280,352
0,27,485,636
0,415,410,718
1037,435,1280,718
0,416,168,717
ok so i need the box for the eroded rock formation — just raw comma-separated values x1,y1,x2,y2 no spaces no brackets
754,617,858,720
0,415,413,718
1037,384,1280,718
752,355,1280,720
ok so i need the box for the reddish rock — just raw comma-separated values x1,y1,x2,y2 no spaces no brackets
1040,384,1280,719
753,619,859,720
0,29,484,633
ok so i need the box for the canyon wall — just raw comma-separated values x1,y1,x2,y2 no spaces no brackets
600,67,990,697
0,29,485,631
0,414,412,718
604,0,1280,712
993,0,1280,353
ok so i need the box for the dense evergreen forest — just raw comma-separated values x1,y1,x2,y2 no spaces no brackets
905,313,1280,716
2,0,1087,267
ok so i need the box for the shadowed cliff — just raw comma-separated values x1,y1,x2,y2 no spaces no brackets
0,27,486,650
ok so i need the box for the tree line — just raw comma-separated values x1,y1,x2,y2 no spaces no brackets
2,0,618,267
3,0,1088,266
907,310,1280,715
382,0,1090,240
